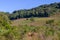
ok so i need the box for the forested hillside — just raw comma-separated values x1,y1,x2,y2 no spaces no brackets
9,2,60,20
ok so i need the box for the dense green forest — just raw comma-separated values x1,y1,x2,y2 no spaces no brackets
8,2,60,20
0,2,60,40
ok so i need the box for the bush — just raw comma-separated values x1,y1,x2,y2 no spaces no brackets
26,18,29,20
46,19,54,25
30,17,35,22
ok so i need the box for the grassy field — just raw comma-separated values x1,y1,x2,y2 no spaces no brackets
11,17,54,26
9,17,60,40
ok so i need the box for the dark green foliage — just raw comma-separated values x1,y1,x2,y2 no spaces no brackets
26,18,29,20
30,17,35,22
8,2,60,20
46,19,54,25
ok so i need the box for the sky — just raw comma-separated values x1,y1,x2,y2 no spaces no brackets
0,0,60,13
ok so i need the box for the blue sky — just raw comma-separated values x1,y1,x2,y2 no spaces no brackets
0,0,60,12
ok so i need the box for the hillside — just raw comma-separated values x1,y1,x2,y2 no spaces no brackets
9,2,60,20
11,16,60,40
0,2,60,40
9,2,60,40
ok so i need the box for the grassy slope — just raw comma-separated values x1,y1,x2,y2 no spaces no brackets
11,17,54,26
11,14,60,40
11,13,60,26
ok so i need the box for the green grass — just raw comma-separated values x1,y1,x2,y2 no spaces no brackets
8,17,60,40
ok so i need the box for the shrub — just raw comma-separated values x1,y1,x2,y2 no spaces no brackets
26,18,29,20
46,19,54,25
30,17,35,22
